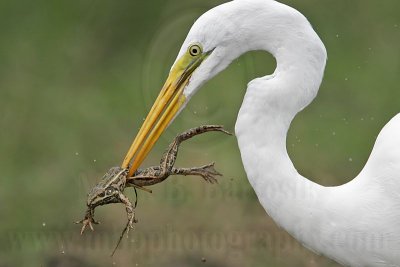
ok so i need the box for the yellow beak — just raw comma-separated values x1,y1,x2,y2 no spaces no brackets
122,49,211,177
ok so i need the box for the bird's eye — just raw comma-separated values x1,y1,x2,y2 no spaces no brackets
188,44,202,56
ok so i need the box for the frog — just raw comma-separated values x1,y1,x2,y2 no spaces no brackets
76,125,231,236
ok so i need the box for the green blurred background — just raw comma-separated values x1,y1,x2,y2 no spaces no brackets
0,0,399,266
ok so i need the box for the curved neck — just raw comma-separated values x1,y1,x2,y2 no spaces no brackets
235,78,326,243
233,0,329,253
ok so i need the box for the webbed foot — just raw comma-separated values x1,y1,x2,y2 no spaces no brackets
195,162,222,183
173,162,222,184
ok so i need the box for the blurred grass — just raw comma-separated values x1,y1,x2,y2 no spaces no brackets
0,0,399,266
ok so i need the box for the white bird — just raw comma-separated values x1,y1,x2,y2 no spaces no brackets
122,0,400,266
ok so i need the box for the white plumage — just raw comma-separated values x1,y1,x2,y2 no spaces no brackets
148,0,400,265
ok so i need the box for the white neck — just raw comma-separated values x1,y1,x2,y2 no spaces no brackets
233,0,332,257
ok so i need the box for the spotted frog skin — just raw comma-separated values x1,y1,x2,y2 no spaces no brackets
76,125,231,235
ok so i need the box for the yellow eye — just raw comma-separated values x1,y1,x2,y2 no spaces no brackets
188,44,202,56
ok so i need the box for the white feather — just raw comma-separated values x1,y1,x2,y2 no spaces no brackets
173,0,400,266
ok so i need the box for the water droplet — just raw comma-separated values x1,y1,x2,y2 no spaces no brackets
361,118,364,121
315,143,319,147
42,222,46,227
332,132,336,136
193,111,197,115
349,157,353,162
75,152,79,156
336,34,339,38
93,159,97,163
344,77,348,81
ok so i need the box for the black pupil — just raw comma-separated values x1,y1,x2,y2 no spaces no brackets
192,48,198,54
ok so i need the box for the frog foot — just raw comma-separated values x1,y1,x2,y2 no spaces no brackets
75,209,100,235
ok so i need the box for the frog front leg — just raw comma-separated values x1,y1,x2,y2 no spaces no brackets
75,207,99,234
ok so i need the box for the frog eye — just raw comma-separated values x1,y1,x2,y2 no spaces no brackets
98,192,105,197
105,188,114,195
188,43,202,56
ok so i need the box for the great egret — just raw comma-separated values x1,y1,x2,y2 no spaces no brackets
122,0,400,266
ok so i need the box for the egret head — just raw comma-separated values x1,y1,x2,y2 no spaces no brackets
123,0,319,173
171,7,245,101
122,2,245,172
